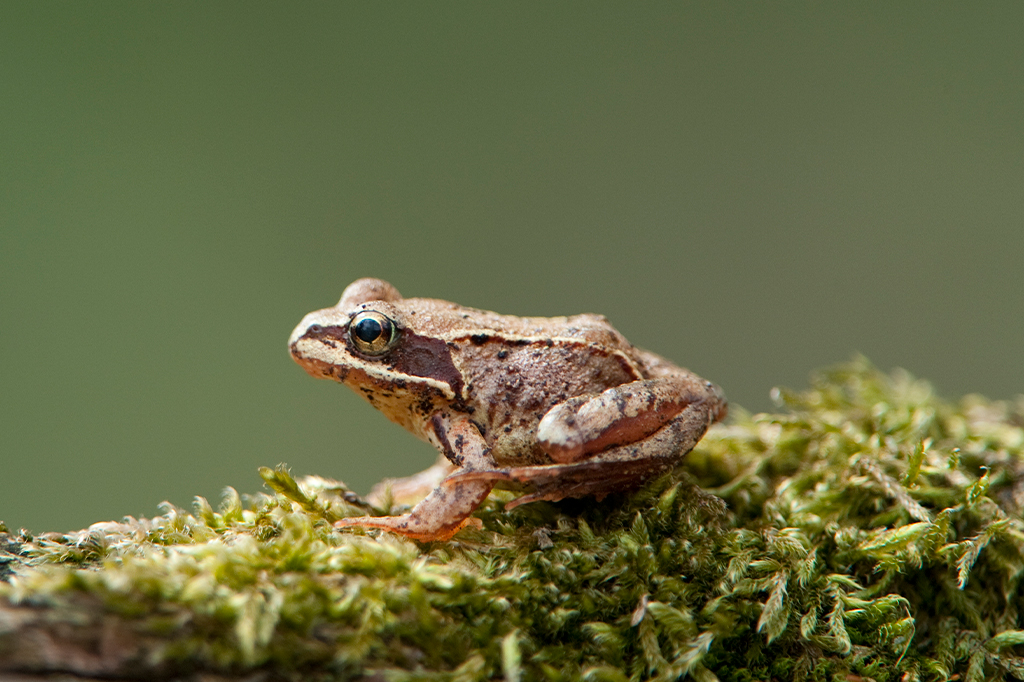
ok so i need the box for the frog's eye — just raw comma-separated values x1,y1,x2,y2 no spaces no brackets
348,311,399,356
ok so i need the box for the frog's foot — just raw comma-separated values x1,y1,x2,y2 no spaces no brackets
335,475,492,542
335,514,482,541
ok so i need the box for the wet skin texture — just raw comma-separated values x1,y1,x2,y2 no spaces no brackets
289,278,727,541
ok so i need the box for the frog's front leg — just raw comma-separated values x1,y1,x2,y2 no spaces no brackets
335,412,496,541
446,369,726,508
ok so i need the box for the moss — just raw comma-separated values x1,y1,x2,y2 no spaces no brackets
3,357,1024,681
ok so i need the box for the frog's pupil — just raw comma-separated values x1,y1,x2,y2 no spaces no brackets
354,318,383,343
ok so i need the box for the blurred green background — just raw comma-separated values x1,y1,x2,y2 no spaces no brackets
2,4,1021,533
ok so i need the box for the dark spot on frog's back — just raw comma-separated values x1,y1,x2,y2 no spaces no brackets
389,331,464,396
470,334,488,346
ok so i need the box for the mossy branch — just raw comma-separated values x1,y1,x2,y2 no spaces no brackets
2,357,1024,681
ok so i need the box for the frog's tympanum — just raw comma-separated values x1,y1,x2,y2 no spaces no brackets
289,278,727,541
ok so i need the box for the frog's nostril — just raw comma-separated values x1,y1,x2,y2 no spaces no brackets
307,324,324,336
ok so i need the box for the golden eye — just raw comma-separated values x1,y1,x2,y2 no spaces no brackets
348,311,398,355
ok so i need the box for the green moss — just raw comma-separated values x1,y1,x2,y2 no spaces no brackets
3,357,1024,681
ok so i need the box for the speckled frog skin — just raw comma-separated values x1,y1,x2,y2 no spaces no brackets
289,278,727,541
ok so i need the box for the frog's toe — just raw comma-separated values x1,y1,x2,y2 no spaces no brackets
334,514,481,542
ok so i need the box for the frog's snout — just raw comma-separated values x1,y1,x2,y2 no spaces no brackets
288,313,319,348
288,306,349,347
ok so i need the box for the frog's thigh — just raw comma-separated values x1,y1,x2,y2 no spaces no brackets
537,377,705,464
336,413,495,541
451,400,717,509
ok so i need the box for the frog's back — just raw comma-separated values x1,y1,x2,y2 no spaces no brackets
405,299,630,349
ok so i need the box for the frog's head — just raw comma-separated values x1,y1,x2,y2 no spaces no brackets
289,278,466,436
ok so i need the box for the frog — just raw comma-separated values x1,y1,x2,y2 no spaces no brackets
288,278,727,541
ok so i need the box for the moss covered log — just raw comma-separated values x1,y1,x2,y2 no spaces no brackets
2,358,1024,681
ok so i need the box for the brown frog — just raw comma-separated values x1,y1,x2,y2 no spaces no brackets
289,278,726,541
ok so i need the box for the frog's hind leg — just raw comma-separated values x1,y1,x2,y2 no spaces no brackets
448,423,689,509
491,456,677,510
446,378,725,510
